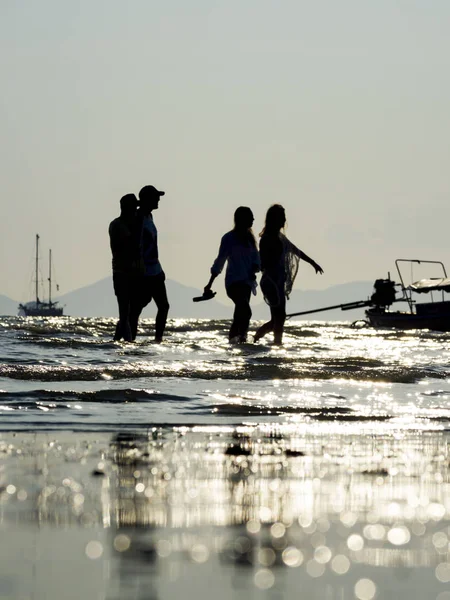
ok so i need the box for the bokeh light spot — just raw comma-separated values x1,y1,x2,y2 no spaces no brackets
387,526,411,546
331,554,351,575
85,541,103,560
306,560,325,578
347,534,364,552
191,544,209,564
355,578,377,600
282,547,303,568
113,534,131,552
254,569,275,590
436,563,450,583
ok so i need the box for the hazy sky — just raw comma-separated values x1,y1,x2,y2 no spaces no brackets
2,0,450,305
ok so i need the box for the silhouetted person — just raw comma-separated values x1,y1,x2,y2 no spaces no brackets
204,207,260,343
109,194,142,342
255,204,323,345
133,185,169,343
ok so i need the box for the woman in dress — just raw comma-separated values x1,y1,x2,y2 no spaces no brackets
255,204,323,345
204,207,260,343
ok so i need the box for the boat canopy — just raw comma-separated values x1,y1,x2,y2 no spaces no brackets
407,278,450,293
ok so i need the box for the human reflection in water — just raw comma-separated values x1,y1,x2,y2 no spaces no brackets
204,207,260,343
109,194,143,342
132,185,169,343
108,433,159,600
255,204,323,345
97,428,450,598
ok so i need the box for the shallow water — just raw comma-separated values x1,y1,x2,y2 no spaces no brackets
1,316,450,432
1,316,450,599
1,430,450,600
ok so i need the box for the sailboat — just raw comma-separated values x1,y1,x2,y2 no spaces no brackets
18,234,64,317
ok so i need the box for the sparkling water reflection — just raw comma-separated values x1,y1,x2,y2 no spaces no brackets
0,428,449,598
1,316,450,598
1,317,450,433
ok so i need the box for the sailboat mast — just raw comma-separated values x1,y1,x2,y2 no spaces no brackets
48,249,52,305
35,234,39,304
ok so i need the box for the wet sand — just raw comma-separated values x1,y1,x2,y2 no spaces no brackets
1,427,450,599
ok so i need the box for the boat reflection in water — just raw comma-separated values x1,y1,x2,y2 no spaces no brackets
2,427,449,599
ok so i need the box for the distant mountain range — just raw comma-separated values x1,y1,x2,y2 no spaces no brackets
1,278,374,321
0,294,18,316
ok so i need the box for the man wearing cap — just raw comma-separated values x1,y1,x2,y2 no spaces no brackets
133,185,169,343
109,194,143,342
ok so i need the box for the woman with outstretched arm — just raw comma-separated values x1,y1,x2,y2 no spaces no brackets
255,204,323,345
204,207,260,343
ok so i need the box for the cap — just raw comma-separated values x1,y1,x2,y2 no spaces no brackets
139,185,165,201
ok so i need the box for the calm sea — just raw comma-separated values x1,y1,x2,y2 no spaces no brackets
1,316,450,433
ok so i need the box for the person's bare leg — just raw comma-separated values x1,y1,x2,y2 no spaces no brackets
254,320,273,342
272,305,286,345
114,320,122,341
273,322,284,345
115,291,132,342
152,276,169,343
239,296,252,342
129,276,149,342
227,283,252,342
116,307,132,342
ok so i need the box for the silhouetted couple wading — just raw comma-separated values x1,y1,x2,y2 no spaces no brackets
109,185,169,343
205,204,323,344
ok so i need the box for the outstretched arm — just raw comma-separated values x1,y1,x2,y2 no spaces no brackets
288,240,324,274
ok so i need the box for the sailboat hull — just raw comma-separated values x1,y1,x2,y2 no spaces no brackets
18,302,63,317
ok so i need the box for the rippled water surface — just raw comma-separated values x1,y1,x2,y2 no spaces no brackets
1,316,450,599
1,316,450,432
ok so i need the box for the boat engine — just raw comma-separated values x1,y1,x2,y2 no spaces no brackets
370,279,396,308
286,276,401,320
